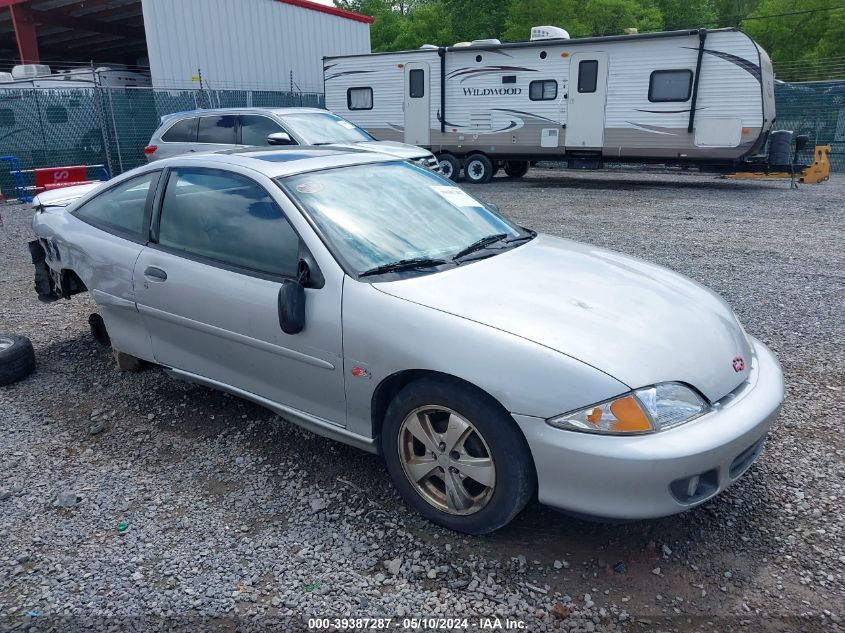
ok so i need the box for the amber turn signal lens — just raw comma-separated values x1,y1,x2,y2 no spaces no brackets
608,395,652,432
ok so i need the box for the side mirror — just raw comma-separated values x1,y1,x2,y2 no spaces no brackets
485,202,500,213
278,279,305,334
267,132,295,146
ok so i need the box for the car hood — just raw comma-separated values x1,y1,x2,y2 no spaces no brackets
373,234,752,403
325,140,432,160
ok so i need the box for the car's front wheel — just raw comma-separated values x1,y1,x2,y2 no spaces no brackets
382,377,535,534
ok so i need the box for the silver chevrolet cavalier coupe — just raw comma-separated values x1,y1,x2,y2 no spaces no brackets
29,148,783,534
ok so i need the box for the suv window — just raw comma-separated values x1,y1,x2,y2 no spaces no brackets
240,115,286,146
197,115,237,144
74,172,158,238
162,118,197,142
157,168,299,277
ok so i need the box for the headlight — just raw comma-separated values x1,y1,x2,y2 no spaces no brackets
548,382,709,435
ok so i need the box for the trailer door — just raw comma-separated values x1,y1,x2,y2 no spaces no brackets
404,62,431,146
566,53,609,149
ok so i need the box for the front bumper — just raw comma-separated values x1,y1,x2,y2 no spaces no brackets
513,337,784,520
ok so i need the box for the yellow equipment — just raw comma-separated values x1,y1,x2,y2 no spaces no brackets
723,145,831,184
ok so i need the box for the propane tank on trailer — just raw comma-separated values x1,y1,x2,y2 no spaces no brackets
768,130,793,169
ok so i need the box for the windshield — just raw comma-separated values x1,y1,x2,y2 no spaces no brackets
281,162,527,276
280,112,373,145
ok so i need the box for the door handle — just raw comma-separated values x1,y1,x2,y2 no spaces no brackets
144,266,167,282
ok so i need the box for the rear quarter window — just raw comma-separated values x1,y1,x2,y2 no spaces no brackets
161,118,197,143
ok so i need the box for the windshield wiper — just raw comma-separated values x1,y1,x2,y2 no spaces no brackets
358,257,448,278
452,233,508,262
504,229,537,244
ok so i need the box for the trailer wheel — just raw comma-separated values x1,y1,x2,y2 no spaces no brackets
463,154,494,184
504,161,530,178
437,154,461,181
0,335,36,387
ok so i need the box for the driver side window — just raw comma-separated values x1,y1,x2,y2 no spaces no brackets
156,168,300,278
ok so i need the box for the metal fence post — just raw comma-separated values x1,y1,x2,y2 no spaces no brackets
92,64,116,177
105,88,124,174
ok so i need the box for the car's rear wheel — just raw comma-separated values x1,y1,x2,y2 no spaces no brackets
0,335,35,387
463,154,494,184
382,377,535,534
437,153,461,181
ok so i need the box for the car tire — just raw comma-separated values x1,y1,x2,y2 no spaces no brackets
0,335,36,387
88,313,111,346
437,153,461,181
463,154,494,184
504,161,530,178
382,377,535,534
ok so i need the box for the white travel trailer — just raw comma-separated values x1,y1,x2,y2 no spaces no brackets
324,27,777,182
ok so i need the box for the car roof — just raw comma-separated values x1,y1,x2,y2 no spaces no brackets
159,107,328,124
151,146,400,178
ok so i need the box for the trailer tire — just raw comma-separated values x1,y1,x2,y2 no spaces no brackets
504,161,530,178
0,335,36,387
463,154,494,184
437,154,461,181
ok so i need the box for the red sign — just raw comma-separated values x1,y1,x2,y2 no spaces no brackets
34,165,89,191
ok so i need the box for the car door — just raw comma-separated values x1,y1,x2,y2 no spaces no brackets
68,170,161,360
133,166,346,425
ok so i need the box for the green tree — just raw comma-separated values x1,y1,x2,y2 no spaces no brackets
443,0,510,41
713,0,761,27
391,0,456,49
502,0,589,41
742,0,845,66
654,0,718,30
336,0,405,51
582,0,663,35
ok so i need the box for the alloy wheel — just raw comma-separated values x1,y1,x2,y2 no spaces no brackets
397,405,496,515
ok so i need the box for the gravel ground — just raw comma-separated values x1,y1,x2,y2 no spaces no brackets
0,167,843,633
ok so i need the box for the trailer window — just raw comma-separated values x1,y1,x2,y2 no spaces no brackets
409,70,425,98
578,61,598,93
649,70,693,102
529,80,557,101
347,87,373,111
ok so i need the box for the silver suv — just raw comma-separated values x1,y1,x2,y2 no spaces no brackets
143,107,439,170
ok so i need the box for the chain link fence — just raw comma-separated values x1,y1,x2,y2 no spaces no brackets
0,86,324,197
1,80,843,197
773,81,845,171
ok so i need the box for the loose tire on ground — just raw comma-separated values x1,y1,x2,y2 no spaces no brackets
436,153,461,181
0,335,36,387
504,160,530,178
463,154,494,184
381,377,535,534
